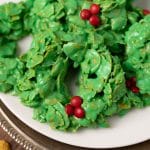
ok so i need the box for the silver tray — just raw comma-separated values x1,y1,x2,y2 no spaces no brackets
0,100,150,150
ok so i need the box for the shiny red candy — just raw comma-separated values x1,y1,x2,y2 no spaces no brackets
131,87,140,93
65,96,85,118
89,15,100,27
90,4,100,15
126,77,140,93
65,104,74,116
74,107,85,118
71,96,83,107
130,77,136,87
143,9,150,15
80,9,91,20
80,3,101,27
126,80,132,89
126,77,136,89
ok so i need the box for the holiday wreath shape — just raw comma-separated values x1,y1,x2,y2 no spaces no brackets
0,0,150,131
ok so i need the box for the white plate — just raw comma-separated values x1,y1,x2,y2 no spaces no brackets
0,0,150,149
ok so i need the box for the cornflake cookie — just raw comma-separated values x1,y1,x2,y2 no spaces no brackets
0,140,10,150
0,0,150,132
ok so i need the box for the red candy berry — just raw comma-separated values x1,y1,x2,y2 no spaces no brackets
71,96,83,107
126,77,136,89
131,87,140,93
74,107,85,118
126,80,132,89
126,77,140,94
143,9,150,15
65,96,85,118
90,4,100,15
80,9,91,20
65,104,74,116
130,77,136,87
89,15,100,27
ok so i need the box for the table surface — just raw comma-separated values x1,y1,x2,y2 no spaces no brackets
0,127,150,150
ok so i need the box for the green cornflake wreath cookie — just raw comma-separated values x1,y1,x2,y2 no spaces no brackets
0,0,150,131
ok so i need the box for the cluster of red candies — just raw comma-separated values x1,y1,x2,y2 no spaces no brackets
126,77,140,93
65,96,85,118
80,4,101,27
143,9,150,15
